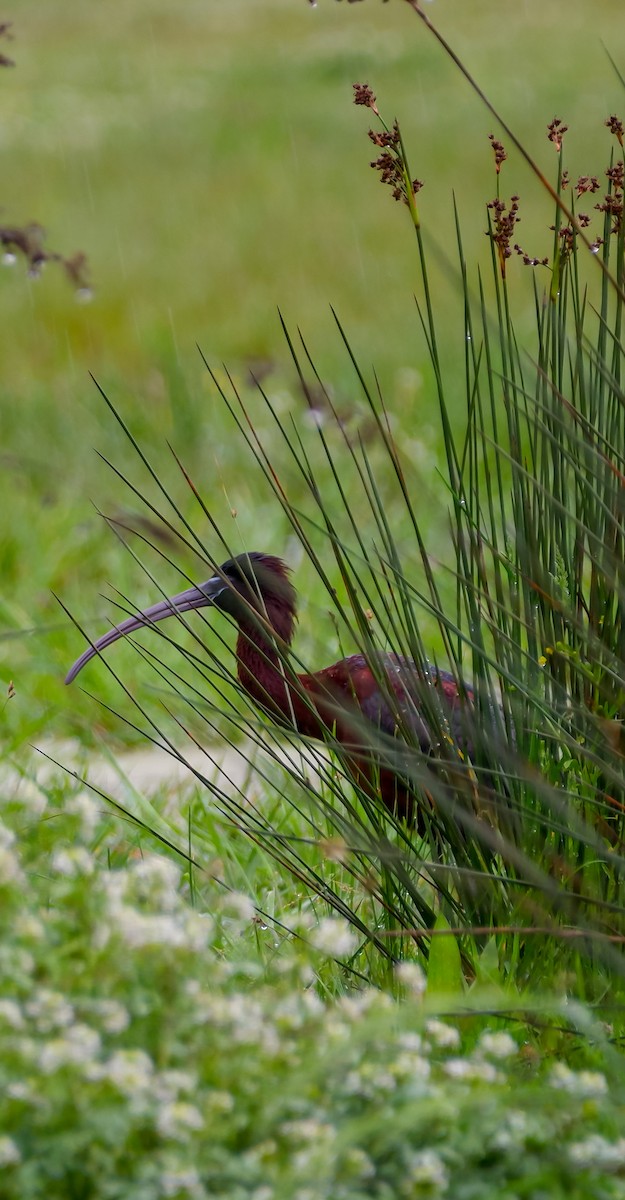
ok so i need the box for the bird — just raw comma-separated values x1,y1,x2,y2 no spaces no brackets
65,552,479,825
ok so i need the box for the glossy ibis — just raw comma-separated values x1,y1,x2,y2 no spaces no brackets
65,552,478,822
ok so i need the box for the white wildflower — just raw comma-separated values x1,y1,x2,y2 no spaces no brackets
568,1135,625,1170
183,911,213,952
6,1081,36,1103
52,846,95,877
492,1110,541,1151
10,778,47,817
39,1023,101,1073
343,1064,397,1097
100,869,131,909
549,1062,608,1097
132,855,181,909
398,1032,423,1053
222,891,255,921
26,989,74,1032
0,1136,20,1166
395,961,427,997
477,1030,517,1059
0,820,15,849
65,791,101,840
281,1119,336,1144
205,1090,234,1115
425,1019,461,1049
0,999,24,1029
390,1051,431,1087
310,917,358,959
89,999,130,1035
404,1148,448,1194
160,1166,203,1197
339,988,389,1020
96,904,156,950
102,1049,154,1098
0,845,23,886
443,1057,499,1083
157,1101,204,1141
153,1069,197,1104
274,991,324,1028
14,913,44,941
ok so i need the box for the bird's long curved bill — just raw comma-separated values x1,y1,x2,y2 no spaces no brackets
65,579,220,685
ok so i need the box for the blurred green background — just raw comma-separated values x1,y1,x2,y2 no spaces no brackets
2,0,625,745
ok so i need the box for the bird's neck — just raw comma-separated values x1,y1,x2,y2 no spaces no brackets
235,602,298,720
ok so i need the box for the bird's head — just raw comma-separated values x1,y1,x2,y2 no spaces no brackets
65,552,296,685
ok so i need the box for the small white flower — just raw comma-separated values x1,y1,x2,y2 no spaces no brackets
39,1023,101,1073
205,1090,234,1115
153,1069,197,1104
132,855,181,909
183,911,213,952
103,1049,154,1098
281,1119,336,1144
339,988,391,1020
477,1030,517,1059
0,1136,20,1166
0,845,23,886
89,999,130,1035
568,1135,625,1169
310,917,358,959
222,891,255,921
160,1166,203,1197
395,961,427,997
492,1110,542,1151
52,846,95,877
157,1101,204,1140
390,1052,431,1086
550,1062,608,1097
10,779,47,817
404,1148,448,1194
0,820,15,849
443,1057,499,1083
6,1080,36,1103
26,989,74,1032
65,791,101,840
14,913,44,941
425,1019,461,1049
0,999,24,1029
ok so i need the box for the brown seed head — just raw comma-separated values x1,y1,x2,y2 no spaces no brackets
353,82,379,116
488,134,507,174
606,115,624,146
547,117,568,152
576,175,600,196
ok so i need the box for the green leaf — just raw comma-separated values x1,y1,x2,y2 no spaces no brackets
426,913,465,996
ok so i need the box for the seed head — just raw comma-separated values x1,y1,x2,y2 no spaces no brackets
576,175,600,196
606,115,624,146
547,117,568,152
353,83,379,117
488,134,507,174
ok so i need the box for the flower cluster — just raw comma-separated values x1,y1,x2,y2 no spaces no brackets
353,83,423,214
0,774,623,1199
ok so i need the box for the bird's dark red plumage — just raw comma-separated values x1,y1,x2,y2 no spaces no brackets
65,552,477,823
